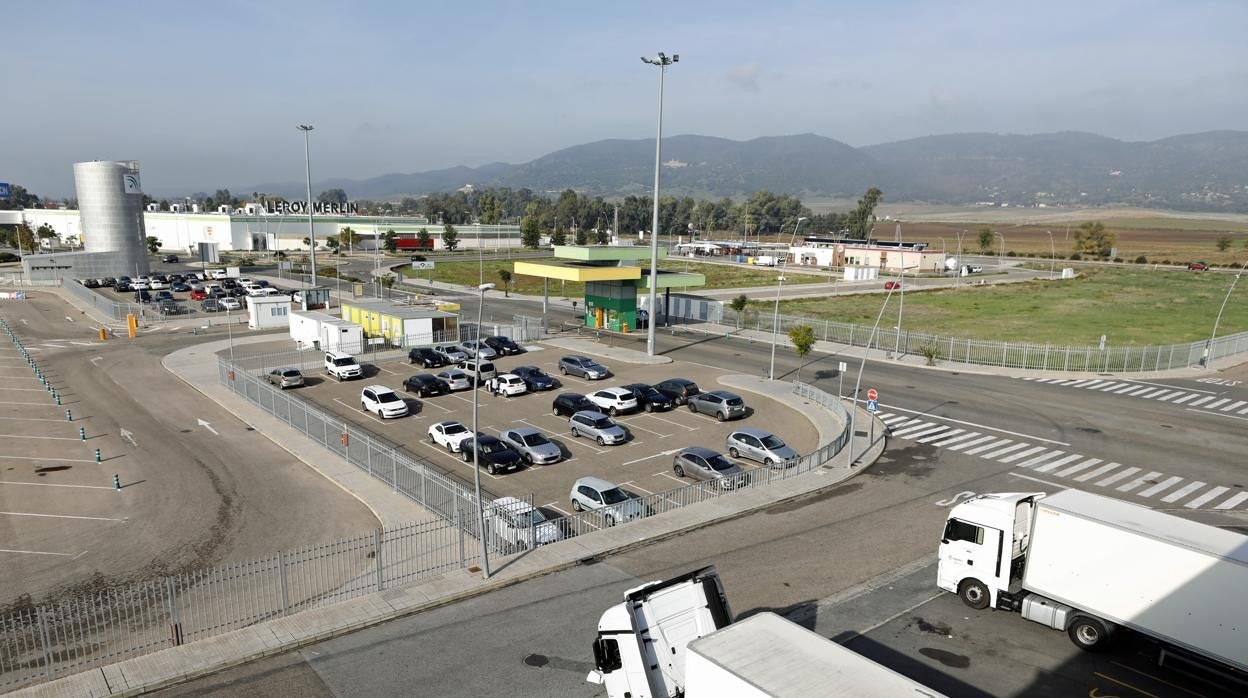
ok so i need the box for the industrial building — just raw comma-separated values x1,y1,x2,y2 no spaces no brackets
786,237,947,274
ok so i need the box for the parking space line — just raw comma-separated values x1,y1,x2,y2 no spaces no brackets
372,364,398,376
622,448,681,466
569,438,608,455
617,419,670,438
0,401,57,406
0,387,53,392
0,434,79,441
544,502,572,516
0,454,98,463
639,413,698,431
655,472,685,485
623,482,655,495
424,401,453,413
0,481,115,490
0,548,78,557
0,511,126,522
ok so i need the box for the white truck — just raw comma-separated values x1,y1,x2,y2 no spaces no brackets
587,566,943,697
938,489,1248,684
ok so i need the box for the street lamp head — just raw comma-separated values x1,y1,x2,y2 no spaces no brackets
477,283,495,291
297,124,314,132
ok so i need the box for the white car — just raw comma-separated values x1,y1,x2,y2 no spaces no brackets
211,269,229,280
486,373,528,397
587,387,639,416
219,297,242,311
435,369,472,391
484,497,561,550
428,420,474,453
148,279,167,290
360,385,408,419
244,283,267,296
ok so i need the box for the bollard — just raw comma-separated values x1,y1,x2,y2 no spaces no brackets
55,395,61,406
113,474,121,491
66,409,72,422
95,448,101,463
79,427,86,441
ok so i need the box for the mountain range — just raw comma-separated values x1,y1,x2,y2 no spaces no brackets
246,130,1248,211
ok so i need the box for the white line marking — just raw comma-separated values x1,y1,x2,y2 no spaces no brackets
656,472,685,485
640,413,698,430
916,428,964,444
1066,380,1097,387
0,434,77,441
899,426,948,441
1032,453,1084,473
1080,380,1109,389
883,416,915,426
1074,461,1121,482
1096,382,1125,391
1187,395,1215,407
1120,385,1152,396
0,455,96,463
1239,406,1248,414
927,431,978,447
1134,388,1165,398
616,419,669,438
627,482,655,494
1161,481,1205,503
1154,391,1182,402
0,401,59,406
1012,448,1060,468
981,442,1031,460
1170,394,1199,404
0,416,66,422
0,511,125,522
196,418,218,435
1138,476,1183,498
545,503,572,516
1010,473,1069,489
876,404,1069,445
1186,408,1248,422
1128,379,1216,393
1222,400,1247,412
998,445,1048,464
1111,384,1138,394
90,356,103,365
622,448,682,466
1204,398,1231,410
1185,486,1229,509
890,421,936,437
0,481,114,490
1215,492,1248,510
947,435,996,452
963,439,1013,456
0,548,75,557
373,364,397,375
0,387,54,392
1096,467,1140,487
1117,471,1163,493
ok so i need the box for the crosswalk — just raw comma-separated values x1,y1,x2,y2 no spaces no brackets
875,410,1248,511
1019,377,1248,415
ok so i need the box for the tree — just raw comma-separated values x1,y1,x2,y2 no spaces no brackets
551,224,567,247
788,324,816,382
417,228,432,248
325,237,341,254
35,224,58,248
146,236,162,254
520,216,542,249
595,227,610,245
1072,221,1116,258
442,224,459,251
383,229,398,253
14,223,36,252
302,237,312,249
498,269,513,297
0,184,41,211
1216,236,1233,252
338,227,361,252
729,294,749,328
844,187,882,240
977,226,994,253
317,188,349,205
379,273,396,290
574,227,588,245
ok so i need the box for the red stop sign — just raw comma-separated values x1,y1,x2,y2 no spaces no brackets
867,388,878,401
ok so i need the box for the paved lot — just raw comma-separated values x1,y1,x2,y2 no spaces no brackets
287,345,819,523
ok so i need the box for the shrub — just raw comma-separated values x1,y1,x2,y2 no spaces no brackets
1134,255,1148,264
1113,257,1123,263
0,252,19,263
918,340,941,366
1069,253,1081,261
1006,250,1017,257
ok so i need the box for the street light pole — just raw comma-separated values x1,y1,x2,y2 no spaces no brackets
642,51,678,357
955,229,966,287
298,124,317,286
768,217,807,380
846,284,900,466
891,265,918,359
994,232,1006,272
1204,268,1243,367
1045,229,1056,279
472,282,496,579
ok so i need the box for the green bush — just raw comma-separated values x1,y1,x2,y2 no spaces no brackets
1069,253,1082,261
1006,250,1017,257
1134,255,1148,264
0,252,19,263
1113,257,1123,263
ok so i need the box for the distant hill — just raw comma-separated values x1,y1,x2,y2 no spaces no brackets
243,130,1248,212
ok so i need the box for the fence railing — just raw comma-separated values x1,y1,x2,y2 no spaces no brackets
726,309,1248,372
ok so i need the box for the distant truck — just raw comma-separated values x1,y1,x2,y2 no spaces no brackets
587,566,942,697
753,255,779,267
938,490,1248,686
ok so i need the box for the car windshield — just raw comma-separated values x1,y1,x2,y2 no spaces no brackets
725,397,743,406
513,508,547,525
444,424,467,435
592,418,615,429
376,392,400,403
707,455,735,471
641,387,664,400
759,434,786,450
480,441,507,454
333,358,355,366
600,488,629,505
282,370,301,378
522,433,549,446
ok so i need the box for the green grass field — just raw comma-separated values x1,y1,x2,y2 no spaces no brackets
401,259,823,297
765,267,1247,345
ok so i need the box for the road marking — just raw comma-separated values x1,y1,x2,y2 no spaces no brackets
1032,453,1084,473
1110,384,1137,394
372,364,397,376
196,418,218,435
0,433,78,441
981,442,1031,460
1186,408,1248,422
0,401,59,406
1010,473,1068,489
1119,385,1150,396
1215,492,1248,510
625,482,655,495
1096,382,1125,391
1066,379,1097,387
544,502,572,516
1170,394,1199,404
0,387,55,392
1128,379,1216,393
0,548,77,557
916,428,964,444
0,454,97,463
120,428,137,447
1116,471,1163,493
876,404,1069,445
998,445,1048,464
0,416,67,422
1095,466,1140,487
1185,486,1229,509
882,415,914,426
889,421,937,438
1153,391,1182,402
656,471,685,485
1137,476,1183,498
622,449,682,466
962,438,1012,456
1080,380,1109,389
1222,400,1247,412
1135,388,1165,398
616,419,669,438
926,430,978,447
1186,395,1214,407
1160,481,1205,503
0,481,114,490
1204,397,1231,410
637,413,697,430
946,435,997,452
904,426,953,441
1074,461,1120,482
90,356,103,365
0,511,126,522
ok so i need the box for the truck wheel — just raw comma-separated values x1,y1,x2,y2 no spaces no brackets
1068,616,1112,652
958,579,990,609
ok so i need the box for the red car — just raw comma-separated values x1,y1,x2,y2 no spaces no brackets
1187,262,1209,271
884,281,902,290
189,287,209,300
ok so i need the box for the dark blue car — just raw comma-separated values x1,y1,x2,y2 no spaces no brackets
512,365,557,391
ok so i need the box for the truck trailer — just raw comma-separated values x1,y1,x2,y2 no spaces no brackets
587,566,942,697
937,489,1247,685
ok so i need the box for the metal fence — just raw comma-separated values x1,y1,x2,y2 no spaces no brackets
727,309,1248,373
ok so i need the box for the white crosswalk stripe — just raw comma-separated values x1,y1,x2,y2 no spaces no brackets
949,435,999,452
1161,481,1205,503
980,442,1031,460
998,445,1047,464
890,421,938,437
928,431,980,447
1097,382,1126,391
1121,385,1153,396
1185,486,1229,509
1032,453,1084,473
1117,471,1163,493
1138,476,1184,498
1014,449,1063,468
1154,391,1182,401
1186,396,1213,407
917,428,964,444
1222,400,1246,412
1096,467,1140,487
1075,462,1122,482
1216,492,1248,510
1056,457,1101,477
962,438,1012,456
1171,394,1198,404
1204,398,1231,410
1111,384,1138,394
897,425,949,440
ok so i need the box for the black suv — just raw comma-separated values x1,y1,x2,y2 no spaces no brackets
408,347,444,368
459,435,522,475
161,254,179,263
622,383,674,412
403,374,449,397
655,378,701,406
552,392,595,417
484,335,522,356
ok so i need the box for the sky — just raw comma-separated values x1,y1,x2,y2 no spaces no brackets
4,0,1247,197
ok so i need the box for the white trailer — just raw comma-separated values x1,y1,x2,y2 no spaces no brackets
938,490,1248,683
288,309,362,352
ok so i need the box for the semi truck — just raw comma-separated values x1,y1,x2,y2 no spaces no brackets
586,566,942,697
937,489,1248,686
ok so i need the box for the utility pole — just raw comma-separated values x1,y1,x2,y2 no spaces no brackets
641,51,678,357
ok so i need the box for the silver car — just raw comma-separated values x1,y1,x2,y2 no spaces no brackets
436,344,469,363
266,367,304,389
687,390,748,422
500,426,563,465
559,355,609,380
725,427,797,467
458,339,498,360
435,369,473,391
673,446,747,489
568,410,627,446
569,476,647,526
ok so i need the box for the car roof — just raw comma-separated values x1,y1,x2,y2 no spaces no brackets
730,427,773,438
440,369,467,375
363,384,394,392
704,390,740,399
574,475,620,491
489,496,533,511
558,392,587,400
681,446,721,458
563,355,589,361
507,426,541,436
436,420,464,428
572,410,610,420
499,373,521,380
663,377,696,386
514,365,539,372
409,374,438,381
274,366,300,372
599,387,631,395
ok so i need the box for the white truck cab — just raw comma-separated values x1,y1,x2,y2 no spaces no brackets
937,492,1040,611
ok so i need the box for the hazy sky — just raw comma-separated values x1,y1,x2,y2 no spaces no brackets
5,0,1246,197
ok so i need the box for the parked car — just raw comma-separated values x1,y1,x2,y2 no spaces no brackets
211,269,229,280
161,254,179,263
153,290,174,303
499,427,562,465
884,280,902,290
190,287,209,301
621,383,674,412
552,392,595,417
435,369,473,391
131,279,151,291
134,290,153,303
687,390,748,422
324,351,363,381
185,273,200,283
483,497,561,551
169,273,185,283
457,340,498,360
672,446,746,489
559,355,609,380
201,298,224,312
267,367,305,389
170,281,192,292
101,277,117,287
221,278,238,289
587,387,639,416
655,378,701,405
569,410,628,446
569,476,647,526
512,365,557,391
148,279,167,290
485,373,528,397
435,344,469,363
725,427,797,467
113,281,133,292
402,374,449,397
1188,262,1209,271
229,287,249,298
484,335,522,356
408,347,444,368
428,420,474,452
361,385,409,419
82,278,101,289
458,359,496,383
153,274,169,284
219,297,242,311
459,434,523,475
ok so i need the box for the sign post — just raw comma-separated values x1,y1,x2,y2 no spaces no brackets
837,361,848,397
866,388,879,444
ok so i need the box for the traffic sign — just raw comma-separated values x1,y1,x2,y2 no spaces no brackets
866,388,878,401
0,182,9,199
411,261,435,270
866,399,878,413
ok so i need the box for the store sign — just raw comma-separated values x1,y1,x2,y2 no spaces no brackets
123,174,142,194
263,200,359,215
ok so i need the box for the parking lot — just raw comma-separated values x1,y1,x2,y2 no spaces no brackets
286,344,820,525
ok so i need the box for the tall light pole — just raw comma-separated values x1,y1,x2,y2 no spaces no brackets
994,231,1006,272
768,217,807,380
1204,267,1243,367
955,229,966,286
471,282,496,579
642,51,677,357
298,124,317,286
891,264,919,358
846,284,901,466
1044,229,1056,279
